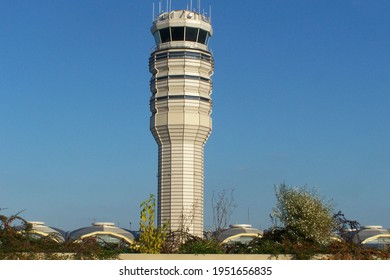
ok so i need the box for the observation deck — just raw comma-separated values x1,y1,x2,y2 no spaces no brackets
151,10,212,52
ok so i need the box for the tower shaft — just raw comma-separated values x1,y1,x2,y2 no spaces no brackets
149,10,214,237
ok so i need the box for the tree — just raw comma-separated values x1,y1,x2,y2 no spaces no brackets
136,194,168,254
332,210,360,242
271,183,335,244
212,189,237,240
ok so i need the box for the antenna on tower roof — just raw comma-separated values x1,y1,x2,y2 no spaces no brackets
152,2,155,21
159,0,162,14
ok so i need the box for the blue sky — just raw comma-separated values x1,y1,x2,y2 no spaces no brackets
1,0,389,232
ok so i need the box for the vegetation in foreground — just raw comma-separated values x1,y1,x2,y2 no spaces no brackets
0,209,121,260
1,184,389,259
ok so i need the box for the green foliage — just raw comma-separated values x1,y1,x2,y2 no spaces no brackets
326,240,390,260
136,194,168,254
2,192,389,260
64,237,120,260
178,236,224,254
266,186,390,259
224,230,327,259
271,183,335,244
225,238,285,255
0,209,120,260
0,234,120,260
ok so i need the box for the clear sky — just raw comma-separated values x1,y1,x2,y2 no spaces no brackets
1,0,389,232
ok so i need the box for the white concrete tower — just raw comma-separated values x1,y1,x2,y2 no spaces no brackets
149,8,214,237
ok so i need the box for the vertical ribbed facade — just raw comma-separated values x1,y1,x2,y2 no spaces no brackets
149,10,214,237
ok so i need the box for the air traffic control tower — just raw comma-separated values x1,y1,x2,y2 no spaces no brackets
149,8,214,237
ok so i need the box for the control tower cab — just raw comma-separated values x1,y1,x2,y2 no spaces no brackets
151,10,212,49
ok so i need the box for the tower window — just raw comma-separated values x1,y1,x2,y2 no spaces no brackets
157,27,210,45
153,32,161,45
205,33,210,45
169,51,186,58
197,29,208,44
171,27,185,41
154,51,212,62
156,52,168,60
185,27,198,42
156,75,210,82
159,28,171,43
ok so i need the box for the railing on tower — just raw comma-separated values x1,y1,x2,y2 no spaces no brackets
152,0,211,23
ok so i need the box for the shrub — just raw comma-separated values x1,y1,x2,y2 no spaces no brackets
0,209,120,259
136,194,168,254
178,236,224,254
271,183,335,244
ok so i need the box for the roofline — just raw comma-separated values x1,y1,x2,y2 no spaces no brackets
221,233,263,244
74,231,135,245
361,234,390,244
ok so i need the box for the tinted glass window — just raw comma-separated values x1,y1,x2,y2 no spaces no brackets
185,51,201,59
169,51,186,58
198,29,208,44
153,32,161,45
185,27,198,42
205,33,210,45
159,28,171,43
200,53,211,62
156,52,168,60
171,27,185,41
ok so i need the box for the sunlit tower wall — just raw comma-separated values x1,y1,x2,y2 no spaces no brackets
149,8,214,237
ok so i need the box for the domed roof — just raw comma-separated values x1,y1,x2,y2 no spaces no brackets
353,225,389,243
68,222,135,245
16,221,66,242
351,225,390,248
218,224,263,244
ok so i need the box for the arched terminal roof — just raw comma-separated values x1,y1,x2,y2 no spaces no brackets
16,221,66,243
68,222,135,245
218,224,263,244
353,225,390,249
